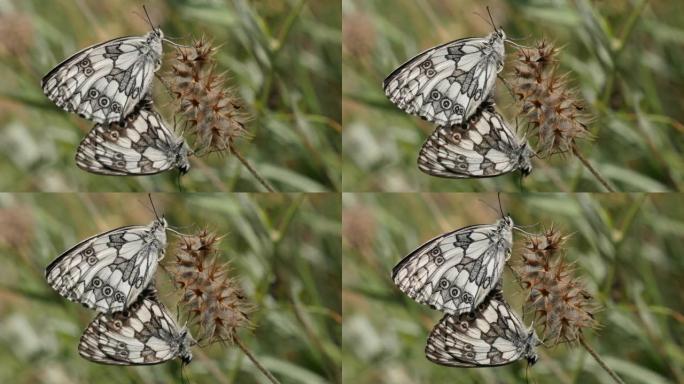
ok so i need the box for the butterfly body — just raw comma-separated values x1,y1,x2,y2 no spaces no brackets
79,287,196,365
76,101,191,176
42,29,164,124
425,288,540,367
392,216,513,315
384,29,506,126
45,218,167,314
418,101,533,178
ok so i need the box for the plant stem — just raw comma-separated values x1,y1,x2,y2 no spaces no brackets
572,144,615,192
229,140,276,192
579,334,626,384
235,335,281,384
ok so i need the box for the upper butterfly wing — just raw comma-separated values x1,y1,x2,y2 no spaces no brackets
418,107,527,178
383,37,501,126
45,224,162,313
392,222,509,315
42,33,161,124
425,288,530,367
76,107,187,175
79,288,186,365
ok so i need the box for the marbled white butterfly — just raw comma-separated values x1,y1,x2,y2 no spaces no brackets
45,215,167,314
76,96,191,176
418,99,533,178
392,215,513,315
79,286,195,365
426,286,540,367
41,8,164,124
383,11,505,126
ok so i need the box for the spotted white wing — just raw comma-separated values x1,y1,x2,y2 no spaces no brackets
426,287,540,367
79,287,195,365
41,29,164,124
76,98,191,176
418,101,533,178
383,30,505,126
391,216,513,315
45,218,167,314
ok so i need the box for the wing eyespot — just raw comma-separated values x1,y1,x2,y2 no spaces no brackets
438,278,449,289
102,286,113,296
88,89,99,99
92,277,102,288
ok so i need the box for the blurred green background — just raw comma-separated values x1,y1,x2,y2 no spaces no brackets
342,193,684,383
342,0,684,192
0,0,340,192
0,193,341,383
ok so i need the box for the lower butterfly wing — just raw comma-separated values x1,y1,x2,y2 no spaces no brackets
79,288,188,365
425,289,530,367
418,107,528,178
76,107,189,175
392,222,509,315
45,224,162,313
383,36,501,126
41,33,161,124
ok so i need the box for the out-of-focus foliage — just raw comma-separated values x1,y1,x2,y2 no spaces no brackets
0,193,341,384
0,0,341,192
342,0,684,192
342,193,684,383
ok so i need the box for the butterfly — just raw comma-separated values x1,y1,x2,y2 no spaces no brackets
425,286,540,367
392,215,513,315
79,286,195,365
75,97,191,176
383,23,506,126
41,11,164,124
45,216,167,314
417,99,533,178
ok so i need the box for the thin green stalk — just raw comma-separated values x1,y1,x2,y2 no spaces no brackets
579,334,626,384
572,143,615,192
229,140,276,192
235,336,282,384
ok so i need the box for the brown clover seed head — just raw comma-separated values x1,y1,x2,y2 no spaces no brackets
516,226,599,346
510,40,589,157
165,37,249,154
170,229,253,344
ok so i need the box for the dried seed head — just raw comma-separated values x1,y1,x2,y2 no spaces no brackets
170,229,253,344
165,38,249,154
516,226,599,346
511,40,590,157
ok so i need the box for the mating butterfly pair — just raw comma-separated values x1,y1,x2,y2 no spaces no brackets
383,15,533,179
41,8,191,176
45,216,195,365
392,215,540,367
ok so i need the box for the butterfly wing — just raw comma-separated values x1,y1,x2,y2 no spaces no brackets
45,219,166,313
79,287,192,365
76,105,190,176
383,34,504,126
392,219,512,315
418,105,531,178
425,288,533,367
42,31,163,124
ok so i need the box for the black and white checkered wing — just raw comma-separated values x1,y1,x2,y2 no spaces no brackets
392,217,513,315
76,102,190,176
45,218,167,314
383,31,505,126
79,287,195,365
41,30,163,124
418,103,533,178
426,288,540,367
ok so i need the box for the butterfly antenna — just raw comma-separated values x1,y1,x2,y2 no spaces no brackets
497,192,505,218
477,198,500,216
142,5,156,31
163,38,192,48
486,6,497,30
148,193,161,221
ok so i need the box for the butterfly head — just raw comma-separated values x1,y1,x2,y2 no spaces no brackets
178,327,196,365
518,143,534,177
524,328,541,365
175,141,191,175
